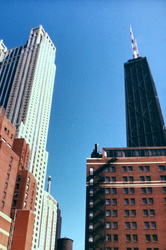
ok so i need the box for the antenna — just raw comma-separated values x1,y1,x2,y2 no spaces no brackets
130,25,140,59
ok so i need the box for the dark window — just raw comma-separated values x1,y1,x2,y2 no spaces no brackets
158,165,165,171
140,176,145,181
146,176,151,181
12,200,17,206
124,210,129,217
126,234,131,242
106,234,111,242
113,222,118,229
112,188,117,194
132,222,137,229
14,191,18,198
111,166,116,172
145,234,151,242
131,210,136,217
141,187,146,193
112,199,117,205
131,198,135,205
133,234,138,242
105,188,110,194
106,199,110,205
106,210,111,216
124,198,129,205
162,187,166,193
151,222,156,229
143,209,148,216
139,166,144,171
15,183,19,190
145,166,150,172
148,198,153,204
128,166,133,172
150,209,155,216
17,175,21,181
147,187,152,193
130,188,134,194
129,176,134,182
125,222,130,229
142,198,147,204
152,234,158,242
113,235,118,242
112,177,116,182
105,177,110,182
144,222,149,229
112,210,117,217
160,175,166,181
124,188,128,194
122,166,127,172
123,176,128,182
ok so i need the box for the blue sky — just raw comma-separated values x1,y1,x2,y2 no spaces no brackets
1,1,166,249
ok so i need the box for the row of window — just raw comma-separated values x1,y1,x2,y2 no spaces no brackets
104,234,158,242
104,175,166,182
90,165,166,174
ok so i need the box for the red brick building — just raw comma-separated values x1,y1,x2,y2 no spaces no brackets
0,107,37,249
85,145,166,250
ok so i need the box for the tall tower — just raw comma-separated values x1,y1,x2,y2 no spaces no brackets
124,26,166,147
0,26,56,249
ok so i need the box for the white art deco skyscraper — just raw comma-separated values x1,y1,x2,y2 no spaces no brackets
0,26,56,249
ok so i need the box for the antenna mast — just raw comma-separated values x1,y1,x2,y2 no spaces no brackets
130,25,140,59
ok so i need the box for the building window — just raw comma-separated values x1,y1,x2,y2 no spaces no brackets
105,177,110,182
145,234,151,242
14,191,18,198
150,209,155,216
113,222,118,229
112,188,117,194
145,166,150,172
129,176,134,182
142,198,147,204
143,209,148,216
146,176,151,181
112,199,117,205
105,167,110,172
26,185,29,191
106,199,110,205
4,182,8,189
151,222,156,229
149,198,153,204
3,192,6,198
27,177,31,183
131,210,136,217
112,210,118,217
122,166,127,172
147,187,152,193
140,176,145,182
130,198,135,205
15,183,20,190
132,222,137,229
124,210,129,217
25,193,28,199
152,234,158,242
12,200,17,206
125,222,130,229
111,166,116,172
113,234,118,242
160,175,166,181
133,234,138,242
106,222,111,229
89,223,93,229
162,187,166,193
124,188,128,194
141,187,146,193
144,222,150,229
17,175,21,181
106,234,111,242
1,201,5,208
128,166,133,172
106,210,111,216
8,165,11,171
112,177,116,182
124,198,129,205
158,165,165,171
105,188,110,194
139,166,144,171
123,176,128,182
126,234,131,242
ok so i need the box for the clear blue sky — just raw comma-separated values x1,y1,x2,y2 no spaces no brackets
1,1,166,249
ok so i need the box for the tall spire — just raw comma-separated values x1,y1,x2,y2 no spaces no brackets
130,25,140,59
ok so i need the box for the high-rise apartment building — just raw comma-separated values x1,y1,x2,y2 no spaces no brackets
0,26,57,249
124,26,166,147
85,146,166,249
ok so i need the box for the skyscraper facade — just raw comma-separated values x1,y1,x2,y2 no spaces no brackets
0,26,56,249
124,27,166,147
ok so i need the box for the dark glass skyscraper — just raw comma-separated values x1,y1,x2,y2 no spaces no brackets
125,56,166,147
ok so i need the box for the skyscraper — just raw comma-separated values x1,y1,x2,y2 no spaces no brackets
0,26,56,249
124,26,166,147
